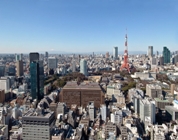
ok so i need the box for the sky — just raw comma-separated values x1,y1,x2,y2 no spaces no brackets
0,0,178,53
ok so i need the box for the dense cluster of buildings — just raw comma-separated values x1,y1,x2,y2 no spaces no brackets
0,45,178,139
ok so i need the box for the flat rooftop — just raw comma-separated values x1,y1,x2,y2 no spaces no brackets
165,106,178,112
23,109,54,118
63,81,101,90
154,98,170,103
147,84,162,89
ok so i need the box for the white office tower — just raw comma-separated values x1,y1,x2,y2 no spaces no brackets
48,57,58,69
148,46,153,57
110,110,123,125
140,98,155,124
80,59,88,76
72,60,76,72
88,101,94,122
113,46,118,60
100,104,106,122
0,77,10,92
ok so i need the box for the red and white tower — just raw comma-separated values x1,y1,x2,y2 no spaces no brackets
120,30,130,73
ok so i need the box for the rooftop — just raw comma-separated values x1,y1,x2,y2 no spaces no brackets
23,108,54,118
63,81,101,90
165,106,178,112
147,84,162,89
154,98,170,103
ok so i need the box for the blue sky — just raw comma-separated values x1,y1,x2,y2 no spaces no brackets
0,0,178,53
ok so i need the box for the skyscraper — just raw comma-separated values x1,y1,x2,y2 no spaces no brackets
30,62,39,100
113,47,118,60
72,60,76,72
163,46,170,64
29,52,39,63
45,52,48,58
80,59,88,76
15,54,20,61
48,57,58,70
15,54,23,61
0,65,5,77
16,60,23,77
29,52,44,100
148,46,153,57
19,53,23,60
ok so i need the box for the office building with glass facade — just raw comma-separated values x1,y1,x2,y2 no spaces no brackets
163,46,170,64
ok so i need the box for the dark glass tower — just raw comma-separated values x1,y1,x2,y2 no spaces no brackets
30,62,39,100
29,52,39,63
163,46,170,64
30,52,44,100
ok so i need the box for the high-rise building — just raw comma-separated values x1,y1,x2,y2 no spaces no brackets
30,61,44,100
19,53,23,60
158,56,164,65
156,51,159,56
151,57,157,65
140,98,156,124
22,109,55,140
0,65,5,77
29,52,39,63
15,53,23,61
113,47,118,60
15,54,20,61
72,60,76,72
163,46,170,64
148,46,153,57
29,52,44,100
105,52,109,58
30,62,39,100
80,59,88,76
48,57,57,70
16,60,23,77
45,52,48,58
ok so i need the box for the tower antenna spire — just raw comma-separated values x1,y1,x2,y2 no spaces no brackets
120,29,130,73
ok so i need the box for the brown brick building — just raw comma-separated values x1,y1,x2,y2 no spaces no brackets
59,82,105,108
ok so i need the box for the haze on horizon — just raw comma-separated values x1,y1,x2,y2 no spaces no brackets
0,0,178,53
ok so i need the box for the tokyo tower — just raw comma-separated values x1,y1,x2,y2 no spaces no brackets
120,31,130,73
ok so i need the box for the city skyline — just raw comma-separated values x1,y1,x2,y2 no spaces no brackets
0,0,178,53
